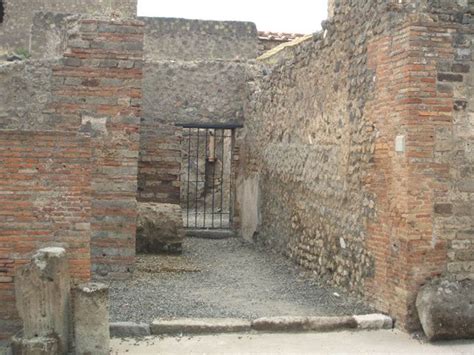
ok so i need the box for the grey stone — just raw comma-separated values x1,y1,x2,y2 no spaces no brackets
110,322,151,338
136,203,184,253
73,283,110,355
11,336,58,355
150,318,251,335
353,314,393,330
416,278,474,341
185,229,236,239
14,247,70,354
251,316,358,332
141,17,258,61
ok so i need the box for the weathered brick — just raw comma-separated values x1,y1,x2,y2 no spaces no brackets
0,131,92,339
434,203,453,216
437,73,464,82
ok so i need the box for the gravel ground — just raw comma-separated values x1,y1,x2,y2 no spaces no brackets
108,238,375,323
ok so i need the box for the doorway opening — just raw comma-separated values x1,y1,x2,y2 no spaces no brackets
177,123,241,230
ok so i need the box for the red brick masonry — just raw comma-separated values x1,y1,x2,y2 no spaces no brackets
0,131,92,339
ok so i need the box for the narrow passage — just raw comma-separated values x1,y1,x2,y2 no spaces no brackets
109,238,373,323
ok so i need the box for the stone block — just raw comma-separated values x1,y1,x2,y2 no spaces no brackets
150,318,251,335
353,314,393,329
109,322,150,338
251,316,358,332
136,203,184,254
14,248,71,354
11,336,58,355
434,203,453,216
416,278,474,341
73,283,110,355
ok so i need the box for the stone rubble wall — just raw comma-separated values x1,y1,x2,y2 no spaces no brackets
0,131,92,340
239,0,473,331
142,61,249,125
139,48,254,208
141,17,258,61
0,0,137,52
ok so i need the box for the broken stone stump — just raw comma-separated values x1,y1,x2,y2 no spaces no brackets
137,203,184,254
416,278,474,341
73,283,110,355
11,336,59,355
14,247,71,354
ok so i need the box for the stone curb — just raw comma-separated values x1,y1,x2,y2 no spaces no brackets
110,322,151,338
150,318,252,335
354,314,393,330
112,314,393,338
251,316,358,332
252,314,393,332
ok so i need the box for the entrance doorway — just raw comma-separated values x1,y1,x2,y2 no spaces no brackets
177,123,241,230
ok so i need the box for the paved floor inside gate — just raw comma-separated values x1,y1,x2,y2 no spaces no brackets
108,238,374,323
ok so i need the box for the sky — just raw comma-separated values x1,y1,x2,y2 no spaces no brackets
137,0,328,34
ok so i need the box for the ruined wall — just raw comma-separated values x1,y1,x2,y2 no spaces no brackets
0,0,137,52
141,17,258,61
0,60,56,128
0,17,144,281
240,0,473,331
0,131,92,339
138,60,248,206
138,21,255,206
143,61,249,124
0,16,143,339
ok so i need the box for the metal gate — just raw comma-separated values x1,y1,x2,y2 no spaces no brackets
177,123,241,229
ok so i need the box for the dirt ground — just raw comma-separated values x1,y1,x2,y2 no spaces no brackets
108,237,374,323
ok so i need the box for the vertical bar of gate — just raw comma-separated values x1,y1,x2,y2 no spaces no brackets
186,127,191,228
229,128,235,227
220,129,225,228
211,130,216,228
195,128,200,228
203,129,208,228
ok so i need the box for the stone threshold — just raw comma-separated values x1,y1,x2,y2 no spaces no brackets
110,314,393,338
185,229,237,239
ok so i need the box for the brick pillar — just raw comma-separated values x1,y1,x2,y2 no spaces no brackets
50,18,145,279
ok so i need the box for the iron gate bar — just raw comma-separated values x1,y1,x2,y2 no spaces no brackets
220,129,225,228
203,128,208,227
181,125,238,229
229,128,235,225
212,129,216,228
175,123,243,129
186,127,191,228
195,128,199,227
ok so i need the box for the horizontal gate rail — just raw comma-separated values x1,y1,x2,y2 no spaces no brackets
176,122,243,129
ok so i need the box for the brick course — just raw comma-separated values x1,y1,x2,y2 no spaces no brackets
49,18,144,279
0,131,92,339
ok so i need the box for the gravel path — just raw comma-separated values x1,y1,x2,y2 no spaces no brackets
108,238,374,323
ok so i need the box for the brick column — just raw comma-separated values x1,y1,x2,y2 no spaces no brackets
50,18,144,279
